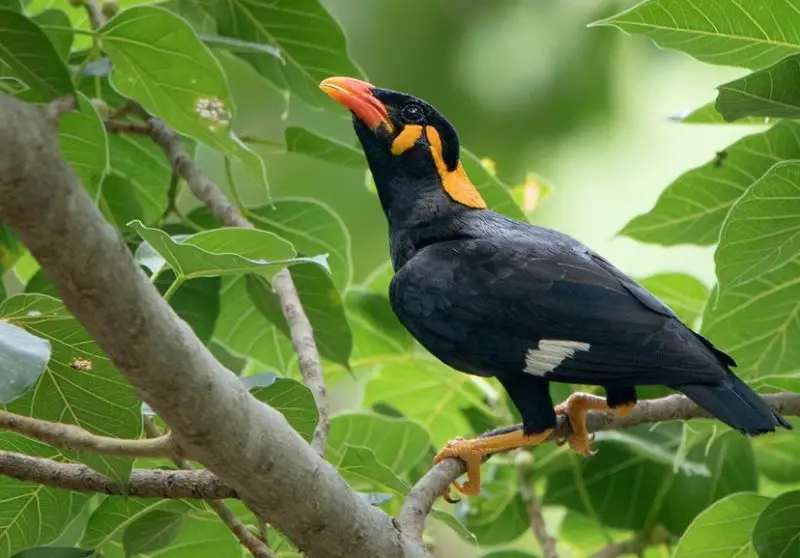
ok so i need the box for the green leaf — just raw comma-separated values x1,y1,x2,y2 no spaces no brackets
364,359,493,446
672,101,772,125
595,0,800,69
130,221,316,280
59,93,109,202
214,276,295,372
345,289,413,361
199,33,281,60
103,174,154,228
122,509,185,556
0,295,141,485
12,548,93,558
100,6,268,197
702,260,800,382
0,320,50,404
81,497,195,549
248,199,353,291
0,0,21,11
31,9,73,61
673,492,769,558
638,273,709,326
331,444,410,495
327,413,430,475
204,0,363,107
24,269,58,297
156,272,220,345
461,150,528,222
482,552,537,558
753,491,800,558
285,127,365,168
430,508,477,545
621,121,800,246
247,264,352,368
753,418,800,483
0,9,74,101
0,436,89,556
717,54,800,121
461,473,530,545
715,162,800,290
245,373,318,442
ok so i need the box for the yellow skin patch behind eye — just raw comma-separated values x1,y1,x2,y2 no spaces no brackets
425,126,487,209
391,124,423,155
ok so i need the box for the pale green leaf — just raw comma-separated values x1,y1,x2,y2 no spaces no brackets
596,0,800,69
327,413,430,475
0,321,50,404
285,127,365,168
752,417,800,483
672,101,772,124
638,273,709,326
332,444,410,495
12,548,93,558
716,161,800,290
199,33,282,59
752,491,800,558
717,54,800,120
122,509,185,556
100,6,268,198
621,121,800,245
673,492,769,558
345,289,413,361
461,473,530,545
244,373,318,442
82,498,195,549
130,221,318,280
58,93,109,202
0,295,141,485
461,149,528,221
430,508,477,544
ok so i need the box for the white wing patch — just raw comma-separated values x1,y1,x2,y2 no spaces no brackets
524,339,591,377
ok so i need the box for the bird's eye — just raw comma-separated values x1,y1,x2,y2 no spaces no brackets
401,104,424,123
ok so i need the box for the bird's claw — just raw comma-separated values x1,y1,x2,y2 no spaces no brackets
434,437,482,501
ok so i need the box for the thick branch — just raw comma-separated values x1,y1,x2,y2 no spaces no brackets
0,410,173,458
0,95,415,557
399,393,800,532
0,450,236,499
145,113,329,454
516,452,558,558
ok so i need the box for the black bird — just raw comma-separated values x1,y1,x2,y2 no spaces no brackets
319,76,790,499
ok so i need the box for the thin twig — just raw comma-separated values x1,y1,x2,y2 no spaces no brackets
589,526,671,558
397,392,800,534
145,112,329,455
81,0,107,29
144,416,277,558
516,451,558,558
0,450,236,498
105,120,152,135
0,410,174,458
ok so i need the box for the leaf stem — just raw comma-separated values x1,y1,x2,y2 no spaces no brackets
162,277,184,302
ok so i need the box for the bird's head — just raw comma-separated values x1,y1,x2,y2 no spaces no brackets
319,77,487,220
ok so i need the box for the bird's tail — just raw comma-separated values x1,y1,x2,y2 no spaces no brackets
676,372,791,435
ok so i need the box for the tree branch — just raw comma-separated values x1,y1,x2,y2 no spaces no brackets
144,113,329,454
0,410,174,458
81,0,106,29
0,450,236,499
0,94,417,557
516,451,558,558
399,392,800,533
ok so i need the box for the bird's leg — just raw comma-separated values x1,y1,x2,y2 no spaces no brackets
554,392,636,456
434,428,553,502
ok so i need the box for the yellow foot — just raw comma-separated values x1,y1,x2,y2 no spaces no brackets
555,392,637,456
434,428,553,502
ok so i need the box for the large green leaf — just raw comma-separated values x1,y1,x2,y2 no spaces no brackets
81,497,195,549
0,295,142,484
363,359,493,446
460,471,530,546
621,121,800,246
715,162,800,290
31,9,72,61
430,509,476,545
204,0,363,106
243,373,318,442
752,491,800,558
155,272,220,345
248,199,352,290
12,548,93,558
345,289,413,361
752,418,800,483
0,436,89,556
100,5,268,197
327,413,430,475
703,260,800,382
247,263,352,368
131,221,316,280
122,509,186,556
285,127,365,168
638,273,709,326
58,93,109,202
0,320,50,404
673,101,772,125
213,276,295,371
595,0,800,69
673,492,769,558
0,9,74,101
717,54,800,121
331,444,410,496
103,174,156,229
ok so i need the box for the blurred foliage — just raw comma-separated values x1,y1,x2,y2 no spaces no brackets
0,0,799,557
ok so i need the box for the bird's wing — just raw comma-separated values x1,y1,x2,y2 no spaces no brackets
390,237,726,386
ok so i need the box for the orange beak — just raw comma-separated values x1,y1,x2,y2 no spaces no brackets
319,77,392,132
